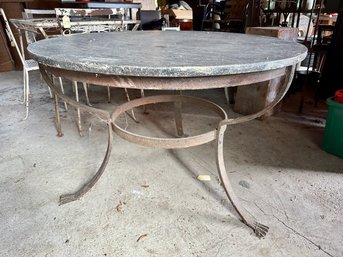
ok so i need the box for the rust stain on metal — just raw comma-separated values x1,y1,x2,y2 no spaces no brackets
88,9,115,16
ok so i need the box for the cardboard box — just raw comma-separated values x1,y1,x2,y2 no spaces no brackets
168,9,192,20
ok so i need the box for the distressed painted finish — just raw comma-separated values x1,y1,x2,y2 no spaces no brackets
10,18,60,39
55,8,140,34
55,8,126,17
28,31,307,77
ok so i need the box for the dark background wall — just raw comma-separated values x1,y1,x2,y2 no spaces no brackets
323,0,341,13
319,0,343,98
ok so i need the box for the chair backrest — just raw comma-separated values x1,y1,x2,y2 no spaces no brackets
23,9,56,19
0,8,26,65
55,8,127,34
23,9,61,41
21,9,53,44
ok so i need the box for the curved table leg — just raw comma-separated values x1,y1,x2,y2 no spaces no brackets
59,122,113,205
39,65,113,204
216,124,269,238
215,65,295,237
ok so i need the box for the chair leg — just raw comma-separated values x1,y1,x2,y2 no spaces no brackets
225,87,236,105
140,89,148,114
23,69,29,120
48,75,55,98
200,4,208,31
107,86,111,103
73,81,83,136
124,88,137,122
58,77,68,111
54,93,63,137
82,82,92,106
174,100,185,137
22,70,26,104
224,87,230,105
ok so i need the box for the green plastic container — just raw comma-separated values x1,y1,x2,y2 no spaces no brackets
323,97,343,158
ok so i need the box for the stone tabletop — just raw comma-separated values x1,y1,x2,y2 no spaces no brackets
28,31,307,77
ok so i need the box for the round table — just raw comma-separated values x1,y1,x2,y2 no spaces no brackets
28,31,307,238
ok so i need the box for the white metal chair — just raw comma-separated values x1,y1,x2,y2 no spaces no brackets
22,9,68,112
54,7,132,104
24,9,94,129
55,8,140,135
0,8,40,119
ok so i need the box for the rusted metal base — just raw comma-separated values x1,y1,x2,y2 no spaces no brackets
59,123,113,205
39,64,296,238
111,95,227,148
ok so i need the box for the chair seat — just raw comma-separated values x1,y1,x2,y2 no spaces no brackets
24,59,39,70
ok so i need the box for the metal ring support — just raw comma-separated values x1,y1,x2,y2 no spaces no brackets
111,95,228,149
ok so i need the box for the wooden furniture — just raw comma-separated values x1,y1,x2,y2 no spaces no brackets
165,8,193,30
245,26,298,41
0,19,15,72
234,26,299,117
28,31,306,237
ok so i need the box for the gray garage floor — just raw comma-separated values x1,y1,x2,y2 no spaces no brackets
0,70,342,257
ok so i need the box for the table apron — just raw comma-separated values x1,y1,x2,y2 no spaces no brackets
44,66,287,90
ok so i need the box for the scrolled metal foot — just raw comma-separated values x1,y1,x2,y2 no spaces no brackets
251,222,269,238
59,193,80,205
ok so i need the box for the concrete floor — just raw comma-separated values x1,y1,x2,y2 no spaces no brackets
0,70,342,257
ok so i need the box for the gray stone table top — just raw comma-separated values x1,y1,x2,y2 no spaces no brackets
28,31,307,77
